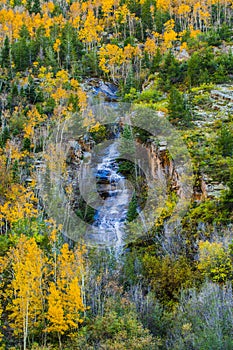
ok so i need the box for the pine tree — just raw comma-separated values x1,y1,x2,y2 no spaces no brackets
127,193,138,221
224,167,233,211
168,87,191,126
1,36,11,69
159,51,181,91
218,124,233,157
150,48,162,73
31,0,41,14
119,124,135,159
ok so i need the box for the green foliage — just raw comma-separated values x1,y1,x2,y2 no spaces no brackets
81,51,99,76
183,200,220,231
0,234,11,256
217,124,233,157
217,24,233,42
1,36,11,69
31,0,41,14
213,64,228,83
23,137,31,151
187,47,233,86
159,51,184,91
198,240,233,283
11,25,39,72
127,193,138,222
119,125,136,159
12,160,19,182
89,125,107,143
0,127,10,147
154,10,170,34
74,297,158,350
187,49,214,86
136,88,162,103
10,218,50,248
24,76,44,104
140,0,155,31
124,64,136,94
124,87,138,102
60,23,84,70
222,167,233,212
168,87,191,126
205,30,222,47
192,91,211,106
142,254,197,304
150,48,162,73
76,197,96,224
8,111,27,135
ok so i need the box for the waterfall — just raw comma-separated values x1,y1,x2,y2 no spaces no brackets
90,140,133,252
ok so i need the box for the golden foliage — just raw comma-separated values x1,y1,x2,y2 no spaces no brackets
6,236,46,339
46,243,85,337
0,184,38,226
198,241,233,282
1,235,86,345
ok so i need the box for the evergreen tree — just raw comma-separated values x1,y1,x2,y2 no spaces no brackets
187,51,202,86
168,87,192,126
214,64,228,83
187,48,215,86
118,125,137,175
12,26,31,71
224,167,233,211
141,0,155,32
159,51,182,91
217,124,233,157
31,0,41,14
127,193,138,221
150,48,162,73
0,127,10,147
119,124,135,159
60,23,84,70
1,36,11,69
124,64,135,94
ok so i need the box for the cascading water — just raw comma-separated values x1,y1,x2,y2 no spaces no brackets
80,83,135,250
92,140,133,248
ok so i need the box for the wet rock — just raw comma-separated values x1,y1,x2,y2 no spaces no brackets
94,81,118,101
96,169,111,183
82,78,118,101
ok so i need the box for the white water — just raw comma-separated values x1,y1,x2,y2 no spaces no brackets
91,141,133,248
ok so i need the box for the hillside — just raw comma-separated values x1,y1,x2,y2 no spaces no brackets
0,0,233,349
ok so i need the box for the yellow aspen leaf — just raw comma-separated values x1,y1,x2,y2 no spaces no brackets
53,38,61,53
5,236,46,346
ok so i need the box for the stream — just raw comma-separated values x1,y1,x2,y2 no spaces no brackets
90,140,133,248
80,80,134,249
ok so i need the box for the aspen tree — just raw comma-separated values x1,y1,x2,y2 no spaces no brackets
5,236,46,350
46,243,85,347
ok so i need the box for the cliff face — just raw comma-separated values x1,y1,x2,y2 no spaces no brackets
144,139,226,203
144,139,187,199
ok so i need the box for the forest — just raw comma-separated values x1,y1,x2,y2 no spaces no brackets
0,0,233,349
